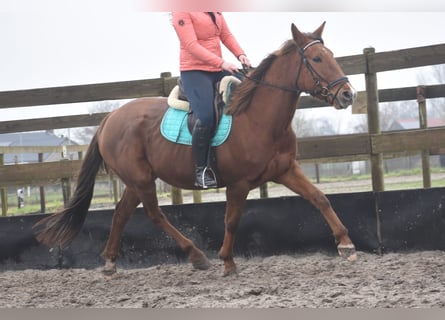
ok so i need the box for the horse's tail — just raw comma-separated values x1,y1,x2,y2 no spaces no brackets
33,132,103,248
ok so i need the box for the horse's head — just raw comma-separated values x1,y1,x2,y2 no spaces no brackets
291,22,356,109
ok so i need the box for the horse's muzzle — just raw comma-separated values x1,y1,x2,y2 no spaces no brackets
335,84,356,109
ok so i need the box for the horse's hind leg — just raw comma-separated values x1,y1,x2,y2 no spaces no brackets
102,187,141,276
276,161,357,261
138,181,210,270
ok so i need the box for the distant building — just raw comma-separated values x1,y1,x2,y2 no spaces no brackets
386,118,445,168
388,118,445,131
0,130,78,165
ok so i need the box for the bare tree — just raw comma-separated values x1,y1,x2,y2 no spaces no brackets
430,64,445,85
292,109,336,137
88,100,122,113
379,100,419,131
350,114,368,133
73,100,122,144
349,100,419,134
417,64,445,119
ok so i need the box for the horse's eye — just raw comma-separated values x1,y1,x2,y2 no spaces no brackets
313,56,322,63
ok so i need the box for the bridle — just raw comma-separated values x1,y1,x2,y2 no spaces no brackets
239,39,350,107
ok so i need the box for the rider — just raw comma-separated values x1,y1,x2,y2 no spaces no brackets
172,12,251,189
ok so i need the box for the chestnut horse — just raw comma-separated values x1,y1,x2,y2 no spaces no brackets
34,22,357,277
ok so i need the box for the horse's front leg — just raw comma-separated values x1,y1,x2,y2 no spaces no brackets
275,160,357,261
218,184,249,276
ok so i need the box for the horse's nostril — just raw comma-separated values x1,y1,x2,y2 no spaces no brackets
342,90,353,101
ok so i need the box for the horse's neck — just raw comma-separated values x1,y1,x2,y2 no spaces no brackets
253,55,302,129
246,82,301,137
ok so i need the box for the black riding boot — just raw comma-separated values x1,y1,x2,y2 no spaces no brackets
192,120,217,189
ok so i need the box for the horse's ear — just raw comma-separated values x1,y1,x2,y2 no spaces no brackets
291,23,306,47
313,21,326,39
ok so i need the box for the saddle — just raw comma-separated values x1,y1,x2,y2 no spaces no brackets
167,75,241,134
163,76,241,183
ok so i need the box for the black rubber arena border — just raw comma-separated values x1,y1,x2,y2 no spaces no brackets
1,187,444,271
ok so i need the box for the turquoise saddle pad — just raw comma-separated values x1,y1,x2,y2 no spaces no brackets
160,107,232,146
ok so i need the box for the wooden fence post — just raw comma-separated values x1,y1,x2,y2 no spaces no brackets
417,86,431,188
259,183,268,198
38,153,46,213
364,47,384,192
193,190,202,203
60,146,71,207
364,47,383,254
61,177,71,207
171,187,183,205
315,163,320,183
0,153,7,216
111,173,119,204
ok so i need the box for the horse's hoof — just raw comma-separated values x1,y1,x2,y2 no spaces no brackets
223,261,238,277
102,268,119,280
191,256,211,270
189,250,211,270
223,266,238,277
103,272,121,280
102,260,117,278
337,244,357,262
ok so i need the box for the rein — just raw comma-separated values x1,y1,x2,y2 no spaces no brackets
238,40,349,106
238,67,302,94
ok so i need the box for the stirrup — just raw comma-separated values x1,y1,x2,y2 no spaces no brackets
196,167,217,189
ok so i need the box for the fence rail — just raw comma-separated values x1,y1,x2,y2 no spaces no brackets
2,124,445,187
1,43,445,215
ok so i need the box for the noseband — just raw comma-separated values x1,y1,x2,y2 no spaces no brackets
298,40,349,107
241,39,349,107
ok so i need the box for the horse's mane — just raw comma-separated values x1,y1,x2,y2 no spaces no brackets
226,33,320,116
226,39,298,115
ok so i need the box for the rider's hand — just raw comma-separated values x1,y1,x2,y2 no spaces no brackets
238,54,251,68
221,61,240,74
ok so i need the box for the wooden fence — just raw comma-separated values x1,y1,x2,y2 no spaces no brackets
1,44,445,216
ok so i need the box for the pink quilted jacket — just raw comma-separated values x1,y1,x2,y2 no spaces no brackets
172,12,245,72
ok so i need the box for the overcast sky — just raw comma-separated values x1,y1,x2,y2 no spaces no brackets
2,12,445,91
1,9,445,127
